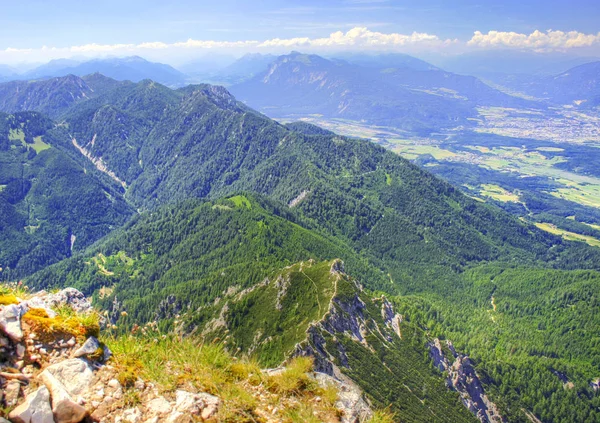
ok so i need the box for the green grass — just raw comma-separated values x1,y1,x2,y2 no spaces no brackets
106,335,346,422
30,136,51,153
533,222,600,247
228,195,252,209
479,184,520,203
8,128,24,142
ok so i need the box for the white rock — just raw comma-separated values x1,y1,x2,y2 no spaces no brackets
73,336,100,358
117,407,142,423
175,390,199,414
22,297,57,319
165,411,191,423
44,288,92,314
4,380,22,407
0,304,24,341
197,393,221,420
16,343,26,358
8,386,54,423
107,378,120,389
40,370,87,423
146,396,171,415
44,358,94,396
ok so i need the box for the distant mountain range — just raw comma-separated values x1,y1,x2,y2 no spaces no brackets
485,61,600,106
6,56,186,87
229,51,535,133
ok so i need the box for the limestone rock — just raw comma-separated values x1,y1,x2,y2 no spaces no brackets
116,407,142,423
146,396,171,415
174,389,221,419
40,370,87,423
44,288,92,314
44,358,94,396
166,410,191,423
4,380,22,407
197,392,221,420
8,386,54,423
314,372,372,423
0,304,24,341
21,297,57,319
73,336,100,358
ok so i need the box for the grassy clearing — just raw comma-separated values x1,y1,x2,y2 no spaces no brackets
387,140,456,160
228,195,252,209
479,184,520,203
30,136,51,153
8,129,24,143
534,222,600,248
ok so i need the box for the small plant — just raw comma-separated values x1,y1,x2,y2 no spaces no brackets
22,306,100,342
369,409,397,423
267,356,315,394
123,388,141,407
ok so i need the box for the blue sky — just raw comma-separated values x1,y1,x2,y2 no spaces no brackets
1,0,599,64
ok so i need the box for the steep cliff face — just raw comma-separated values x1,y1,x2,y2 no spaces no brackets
294,262,478,423
429,339,505,423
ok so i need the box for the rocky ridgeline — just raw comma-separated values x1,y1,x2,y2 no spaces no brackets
0,287,222,423
429,338,505,423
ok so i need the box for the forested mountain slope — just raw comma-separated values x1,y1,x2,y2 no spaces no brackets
0,111,132,278
0,74,129,119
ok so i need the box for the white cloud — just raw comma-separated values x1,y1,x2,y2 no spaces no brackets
468,29,600,51
258,27,454,48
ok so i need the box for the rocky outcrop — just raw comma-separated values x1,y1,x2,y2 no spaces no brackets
314,372,372,423
429,338,505,423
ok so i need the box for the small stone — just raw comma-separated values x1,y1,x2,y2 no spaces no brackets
146,396,171,415
16,343,26,358
107,379,120,389
0,304,24,341
0,336,10,347
197,392,221,420
73,336,100,358
66,338,76,347
5,380,22,407
118,407,142,423
165,411,190,423
134,379,145,390
102,345,112,362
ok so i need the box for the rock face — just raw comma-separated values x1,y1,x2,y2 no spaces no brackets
0,304,25,342
8,386,54,423
314,372,372,423
429,338,505,423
